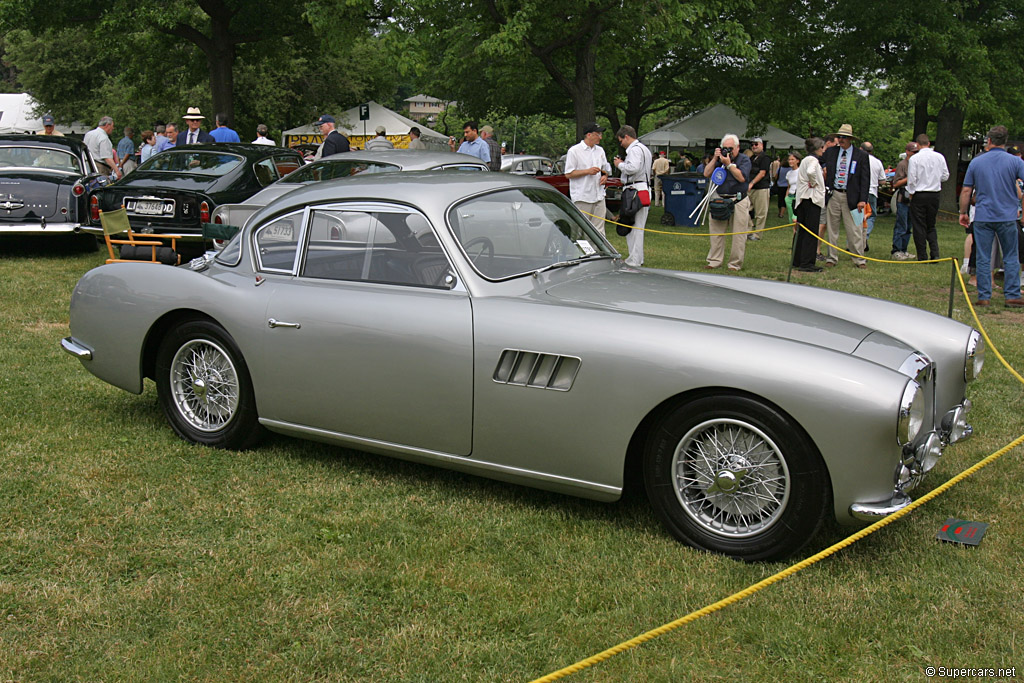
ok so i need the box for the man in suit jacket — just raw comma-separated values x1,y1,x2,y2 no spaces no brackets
177,107,215,146
821,123,869,268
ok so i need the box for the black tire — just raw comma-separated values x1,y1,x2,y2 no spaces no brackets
72,233,100,252
660,211,675,226
155,320,263,449
643,394,829,561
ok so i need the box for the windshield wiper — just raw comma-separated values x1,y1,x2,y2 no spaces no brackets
532,253,615,277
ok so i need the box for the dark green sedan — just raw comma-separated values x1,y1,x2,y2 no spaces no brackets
88,143,302,238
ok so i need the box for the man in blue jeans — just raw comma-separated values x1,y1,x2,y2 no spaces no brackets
959,125,1024,308
890,142,917,259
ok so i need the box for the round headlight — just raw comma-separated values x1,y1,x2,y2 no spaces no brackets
965,330,984,382
897,380,924,446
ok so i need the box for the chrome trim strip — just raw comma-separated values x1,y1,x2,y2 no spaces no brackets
258,418,620,498
60,336,93,361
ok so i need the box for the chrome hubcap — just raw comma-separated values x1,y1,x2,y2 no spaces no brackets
170,339,240,432
672,418,790,538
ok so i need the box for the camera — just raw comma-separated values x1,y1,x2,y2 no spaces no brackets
721,146,733,155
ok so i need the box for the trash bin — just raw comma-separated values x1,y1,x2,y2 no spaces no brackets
660,173,709,227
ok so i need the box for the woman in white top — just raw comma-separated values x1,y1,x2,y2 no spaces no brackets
784,152,800,223
139,130,157,164
793,137,826,271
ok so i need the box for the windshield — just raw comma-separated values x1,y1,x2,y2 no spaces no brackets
282,160,401,184
447,187,616,280
0,146,82,173
138,151,244,176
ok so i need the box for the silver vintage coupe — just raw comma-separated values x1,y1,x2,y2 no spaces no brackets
62,173,982,560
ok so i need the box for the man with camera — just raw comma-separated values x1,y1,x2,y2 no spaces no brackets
702,133,751,270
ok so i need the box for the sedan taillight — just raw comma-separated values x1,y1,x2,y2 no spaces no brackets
200,201,210,223
72,181,85,196
90,195,99,221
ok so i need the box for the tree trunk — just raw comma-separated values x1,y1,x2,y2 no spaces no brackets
913,92,930,138
206,44,235,125
935,102,964,214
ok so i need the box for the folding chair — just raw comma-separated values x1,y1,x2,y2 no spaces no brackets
99,207,183,265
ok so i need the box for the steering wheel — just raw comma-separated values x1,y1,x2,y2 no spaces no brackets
463,236,495,266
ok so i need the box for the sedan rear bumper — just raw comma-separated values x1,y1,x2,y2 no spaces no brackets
0,221,84,235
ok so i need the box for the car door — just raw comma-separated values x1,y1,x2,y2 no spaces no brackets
256,202,474,455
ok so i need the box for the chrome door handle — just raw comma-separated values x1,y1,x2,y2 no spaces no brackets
268,318,301,329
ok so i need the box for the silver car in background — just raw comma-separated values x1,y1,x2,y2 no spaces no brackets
62,173,982,561
212,150,488,230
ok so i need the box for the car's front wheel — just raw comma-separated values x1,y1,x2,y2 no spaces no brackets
643,394,829,561
155,320,262,449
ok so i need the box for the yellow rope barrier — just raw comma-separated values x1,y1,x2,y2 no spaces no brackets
528,215,1024,683
579,210,791,237
529,432,1024,683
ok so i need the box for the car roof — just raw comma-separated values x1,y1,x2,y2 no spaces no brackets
0,134,87,153
501,154,552,165
319,149,490,170
163,143,301,159
249,171,557,224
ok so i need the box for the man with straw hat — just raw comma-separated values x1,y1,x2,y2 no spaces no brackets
176,107,214,146
821,123,869,268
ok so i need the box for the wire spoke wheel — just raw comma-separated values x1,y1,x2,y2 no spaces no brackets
644,395,828,561
672,418,790,538
170,339,241,432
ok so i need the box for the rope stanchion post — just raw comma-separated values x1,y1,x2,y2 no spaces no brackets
786,221,798,282
948,258,958,318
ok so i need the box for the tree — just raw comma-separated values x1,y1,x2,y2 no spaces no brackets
832,0,1024,210
393,0,758,139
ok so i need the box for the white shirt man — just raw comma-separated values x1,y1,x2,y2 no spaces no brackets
906,134,950,261
613,125,653,267
861,141,888,244
565,123,611,235
83,116,120,179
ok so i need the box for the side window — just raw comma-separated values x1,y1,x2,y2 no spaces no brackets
254,158,279,187
273,155,301,177
302,208,451,288
254,210,304,273
539,159,554,175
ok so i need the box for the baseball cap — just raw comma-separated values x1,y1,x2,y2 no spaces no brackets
41,114,55,126
751,137,764,145
375,125,386,135
316,114,335,125
582,123,604,135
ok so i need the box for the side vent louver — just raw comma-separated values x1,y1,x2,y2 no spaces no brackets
493,349,581,391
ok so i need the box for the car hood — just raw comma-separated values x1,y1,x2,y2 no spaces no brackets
106,171,217,192
545,269,872,353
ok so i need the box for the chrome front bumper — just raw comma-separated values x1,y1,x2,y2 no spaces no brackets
61,337,93,361
850,401,973,522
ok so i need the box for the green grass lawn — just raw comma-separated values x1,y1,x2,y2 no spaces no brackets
1,213,1022,681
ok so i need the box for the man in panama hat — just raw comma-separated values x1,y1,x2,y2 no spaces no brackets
821,123,871,268
176,106,214,146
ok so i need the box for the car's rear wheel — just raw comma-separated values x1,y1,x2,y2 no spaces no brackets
643,394,829,561
155,320,262,449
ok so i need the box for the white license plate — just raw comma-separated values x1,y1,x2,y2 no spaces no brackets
263,224,294,241
134,200,166,215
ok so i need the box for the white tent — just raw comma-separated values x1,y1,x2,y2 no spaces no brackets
0,93,88,135
281,101,450,149
640,104,804,151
